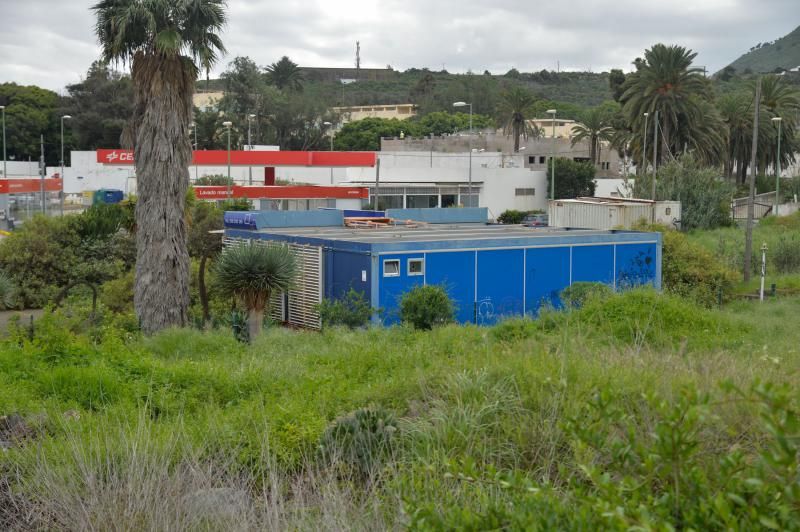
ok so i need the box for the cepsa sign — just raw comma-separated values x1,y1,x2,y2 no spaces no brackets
96,149,135,164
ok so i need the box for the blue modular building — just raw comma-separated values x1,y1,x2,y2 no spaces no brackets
223,208,662,329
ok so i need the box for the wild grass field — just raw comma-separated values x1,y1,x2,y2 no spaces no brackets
2,288,799,530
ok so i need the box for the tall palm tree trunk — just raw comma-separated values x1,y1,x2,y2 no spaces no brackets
513,122,521,152
131,53,193,334
590,135,598,165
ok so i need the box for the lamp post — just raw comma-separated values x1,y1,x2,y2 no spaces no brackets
642,112,649,180
546,109,557,200
452,101,472,134
323,121,334,185
247,114,255,185
223,121,233,199
772,116,782,215
190,122,198,182
60,115,71,216
1,106,6,222
453,102,474,206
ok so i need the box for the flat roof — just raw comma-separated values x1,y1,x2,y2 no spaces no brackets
225,223,661,254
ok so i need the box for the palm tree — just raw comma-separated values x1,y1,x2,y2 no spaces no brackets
93,0,226,334
620,44,720,165
570,107,614,166
758,75,800,175
497,87,538,152
214,243,296,339
265,56,304,92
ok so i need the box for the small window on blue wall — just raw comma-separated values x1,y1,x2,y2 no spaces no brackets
383,259,400,277
408,258,424,276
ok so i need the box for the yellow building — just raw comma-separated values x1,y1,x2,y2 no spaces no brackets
528,118,579,139
332,103,417,128
193,91,225,111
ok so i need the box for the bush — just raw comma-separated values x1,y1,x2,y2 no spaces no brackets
773,234,800,274
560,282,612,308
100,271,134,314
497,210,527,224
318,406,398,477
636,155,734,230
662,230,738,306
317,288,373,329
399,285,455,330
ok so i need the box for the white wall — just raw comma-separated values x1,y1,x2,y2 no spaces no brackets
593,178,634,198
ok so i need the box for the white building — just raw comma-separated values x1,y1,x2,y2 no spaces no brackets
52,149,638,220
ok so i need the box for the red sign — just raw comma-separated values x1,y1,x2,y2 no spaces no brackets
0,178,63,194
193,185,368,200
96,149,376,167
96,149,135,164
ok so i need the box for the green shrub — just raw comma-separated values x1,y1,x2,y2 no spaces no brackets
490,317,538,343
662,229,738,307
0,270,17,310
100,271,134,313
773,234,800,274
636,155,734,230
497,210,527,224
317,288,373,329
318,406,398,477
399,285,455,330
561,288,743,350
560,281,612,308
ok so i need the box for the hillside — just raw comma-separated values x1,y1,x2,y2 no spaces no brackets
199,69,614,112
723,24,800,74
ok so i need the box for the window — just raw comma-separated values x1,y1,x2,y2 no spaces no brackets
539,156,546,164
515,188,536,196
528,156,535,164
383,259,400,277
408,258,424,276
406,195,438,208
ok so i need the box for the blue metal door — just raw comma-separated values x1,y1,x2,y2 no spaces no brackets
425,251,476,324
526,246,571,314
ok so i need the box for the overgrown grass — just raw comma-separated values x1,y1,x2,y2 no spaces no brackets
688,212,800,280
2,290,800,529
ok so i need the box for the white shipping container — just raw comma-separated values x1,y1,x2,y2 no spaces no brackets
548,199,681,230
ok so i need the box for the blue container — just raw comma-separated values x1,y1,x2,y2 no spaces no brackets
225,214,662,327
93,189,124,205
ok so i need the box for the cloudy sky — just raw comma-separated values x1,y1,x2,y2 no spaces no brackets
1,0,797,92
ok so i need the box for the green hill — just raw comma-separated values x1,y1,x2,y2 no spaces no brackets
722,25,800,75
199,68,614,113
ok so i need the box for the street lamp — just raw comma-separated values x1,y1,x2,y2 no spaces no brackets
1,105,6,180
452,101,472,134
323,121,334,185
546,109,557,200
772,116,782,215
189,122,198,182
454,102,474,206
223,121,233,199
322,121,334,151
60,115,72,216
1,105,6,222
247,114,255,185
642,112,649,180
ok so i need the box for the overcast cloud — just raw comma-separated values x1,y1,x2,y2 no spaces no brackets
1,0,797,91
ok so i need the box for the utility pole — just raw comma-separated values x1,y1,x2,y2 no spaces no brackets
744,77,761,282
39,134,46,215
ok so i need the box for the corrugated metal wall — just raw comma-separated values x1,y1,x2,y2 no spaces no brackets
376,241,658,325
222,236,323,329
